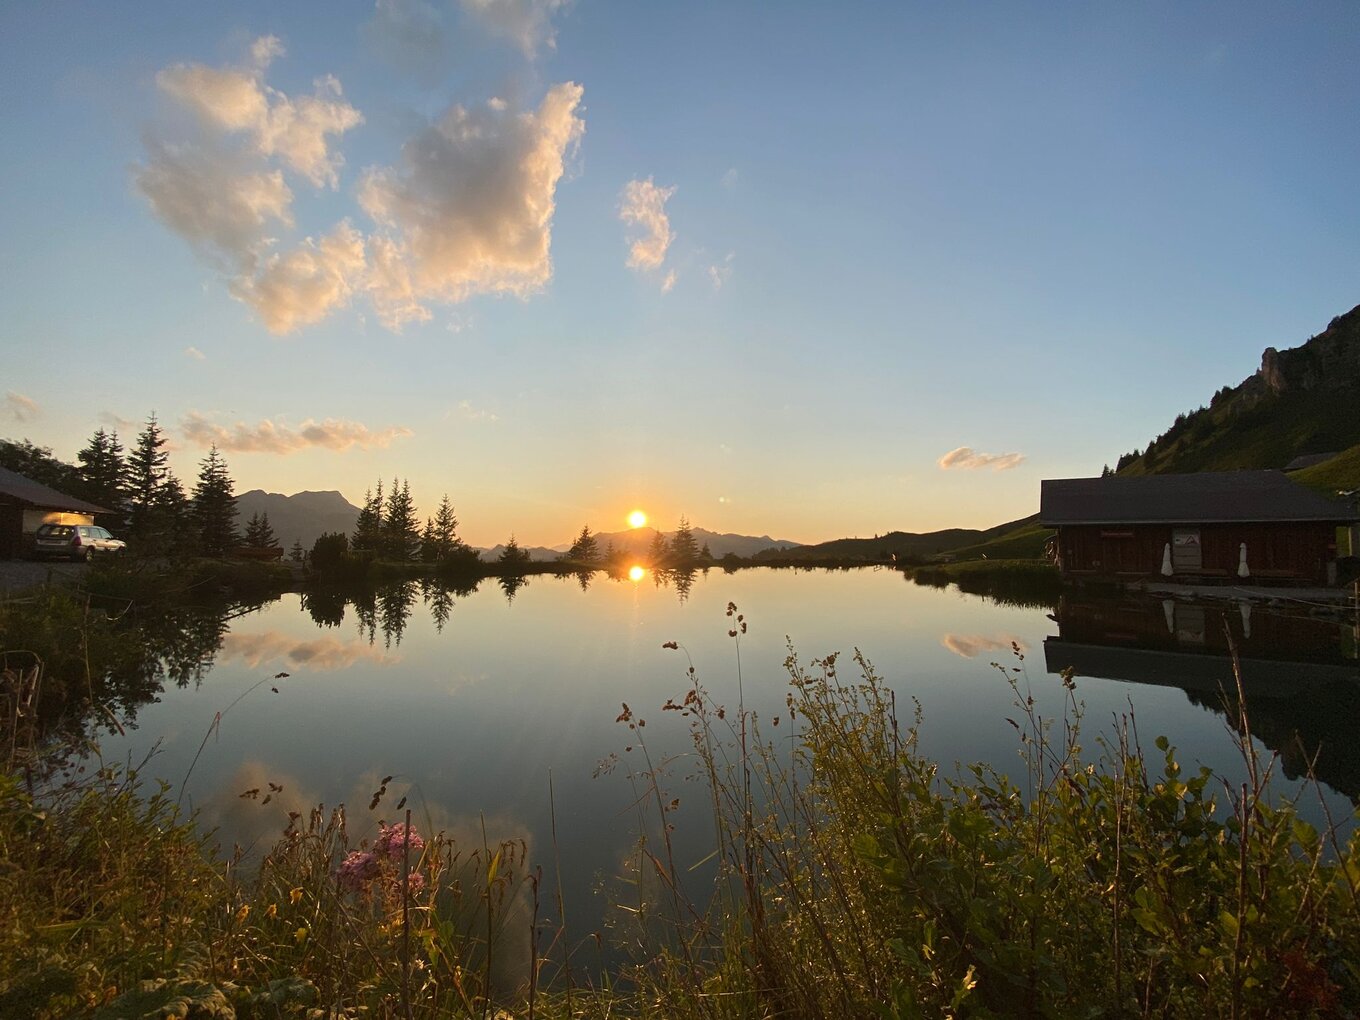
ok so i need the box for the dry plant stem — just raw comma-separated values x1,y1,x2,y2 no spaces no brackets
402,806,413,1020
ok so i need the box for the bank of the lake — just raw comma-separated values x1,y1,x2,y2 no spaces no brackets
3,567,1360,1016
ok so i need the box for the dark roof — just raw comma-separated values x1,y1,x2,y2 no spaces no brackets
0,466,111,515
1039,471,1358,526
1284,452,1339,472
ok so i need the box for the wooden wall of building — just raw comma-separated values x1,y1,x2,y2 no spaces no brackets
1057,521,1339,585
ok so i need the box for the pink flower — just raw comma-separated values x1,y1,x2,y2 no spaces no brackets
336,850,381,892
404,870,425,894
377,823,425,860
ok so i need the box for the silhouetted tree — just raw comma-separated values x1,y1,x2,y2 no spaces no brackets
382,478,420,561
670,516,699,565
127,414,171,542
289,539,305,563
76,428,126,514
0,438,80,492
567,524,599,563
498,535,531,567
351,480,383,554
191,445,238,557
311,531,349,572
647,529,670,568
243,511,278,549
421,494,462,562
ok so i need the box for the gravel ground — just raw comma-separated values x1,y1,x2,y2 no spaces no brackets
0,559,89,596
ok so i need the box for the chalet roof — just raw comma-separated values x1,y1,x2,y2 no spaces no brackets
1039,471,1358,526
0,466,111,515
1284,452,1339,472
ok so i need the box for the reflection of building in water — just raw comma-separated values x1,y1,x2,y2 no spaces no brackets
1045,596,1360,801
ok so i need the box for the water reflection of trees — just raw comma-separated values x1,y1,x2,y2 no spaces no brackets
1,590,257,756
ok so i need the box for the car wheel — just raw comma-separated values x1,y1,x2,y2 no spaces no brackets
81,548,94,563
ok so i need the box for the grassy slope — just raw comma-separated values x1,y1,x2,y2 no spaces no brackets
942,519,1052,561
1291,442,1360,495
754,514,1039,563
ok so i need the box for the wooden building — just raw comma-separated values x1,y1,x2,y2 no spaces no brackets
0,466,112,559
1039,471,1358,586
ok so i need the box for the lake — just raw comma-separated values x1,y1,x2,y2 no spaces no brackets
94,566,1360,962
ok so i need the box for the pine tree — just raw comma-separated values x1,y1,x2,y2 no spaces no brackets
670,516,699,565
567,525,599,563
499,535,530,566
351,479,383,553
420,494,461,562
382,478,421,561
77,428,126,513
290,539,305,563
127,414,170,542
647,529,670,568
191,445,239,557
243,511,277,549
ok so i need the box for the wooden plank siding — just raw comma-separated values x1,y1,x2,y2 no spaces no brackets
1056,522,1338,585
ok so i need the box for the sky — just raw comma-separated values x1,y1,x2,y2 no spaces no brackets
2,2,1359,549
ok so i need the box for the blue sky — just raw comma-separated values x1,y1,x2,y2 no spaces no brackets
2,2,1358,547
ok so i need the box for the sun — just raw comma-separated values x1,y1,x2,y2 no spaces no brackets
628,565,645,582
627,509,647,529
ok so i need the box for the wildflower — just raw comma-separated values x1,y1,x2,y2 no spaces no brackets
295,927,308,944
337,850,381,891
289,887,303,905
235,903,250,922
266,903,278,919
377,823,425,860
405,870,426,894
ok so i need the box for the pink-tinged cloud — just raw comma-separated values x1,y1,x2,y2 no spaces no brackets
940,634,1029,659
181,413,413,453
619,177,676,273
221,630,397,671
937,446,1026,472
4,391,39,422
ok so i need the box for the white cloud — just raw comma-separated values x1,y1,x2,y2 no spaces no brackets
221,629,396,671
660,269,677,293
184,346,206,360
619,177,676,273
230,221,367,334
937,446,1026,472
99,411,138,431
5,392,39,422
707,251,735,289
181,412,413,453
358,83,584,318
456,400,499,422
721,167,738,189
156,38,362,188
461,0,569,57
135,140,293,273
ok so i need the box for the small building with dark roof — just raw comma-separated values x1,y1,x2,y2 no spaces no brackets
0,466,112,559
1039,471,1358,586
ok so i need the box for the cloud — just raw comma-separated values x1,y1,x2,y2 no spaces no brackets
941,634,1029,660
461,0,570,57
230,221,367,334
358,83,584,321
99,411,138,432
5,392,39,422
937,446,1026,472
221,629,397,671
363,0,448,82
181,413,413,453
184,346,206,360
707,251,735,289
155,37,363,188
135,139,294,274
720,167,738,189
455,400,499,423
618,177,676,273
660,269,677,293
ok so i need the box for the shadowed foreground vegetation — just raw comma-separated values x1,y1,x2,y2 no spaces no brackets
3,600,1359,1018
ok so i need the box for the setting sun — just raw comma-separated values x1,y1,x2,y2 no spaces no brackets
627,510,647,529
628,565,645,582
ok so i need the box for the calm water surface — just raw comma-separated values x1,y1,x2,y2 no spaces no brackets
97,567,1360,947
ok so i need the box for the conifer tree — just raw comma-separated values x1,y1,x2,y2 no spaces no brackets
191,445,238,557
670,516,699,565
499,535,530,566
567,524,599,563
352,479,383,553
243,511,277,549
382,478,421,561
290,539,305,563
77,428,126,513
647,529,670,568
127,414,170,542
